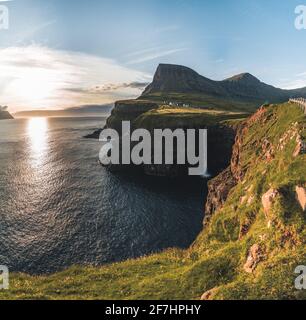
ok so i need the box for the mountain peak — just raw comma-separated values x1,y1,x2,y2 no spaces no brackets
225,72,260,83
142,64,219,96
152,64,201,81
141,64,306,108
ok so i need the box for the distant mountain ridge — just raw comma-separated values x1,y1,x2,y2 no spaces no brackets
14,104,113,118
141,64,306,109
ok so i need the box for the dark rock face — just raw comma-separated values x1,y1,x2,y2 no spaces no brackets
105,100,159,134
142,64,226,97
84,128,103,139
0,111,14,120
207,125,235,175
142,64,306,104
84,100,158,139
204,167,236,226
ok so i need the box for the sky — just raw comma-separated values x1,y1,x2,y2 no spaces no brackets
0,0,306,112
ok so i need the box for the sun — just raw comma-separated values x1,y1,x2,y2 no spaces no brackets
12,69,57,104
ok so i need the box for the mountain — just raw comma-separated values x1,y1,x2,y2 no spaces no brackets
14,104,113,118
0,107,14,120
141,64,306,112
142,64,226,96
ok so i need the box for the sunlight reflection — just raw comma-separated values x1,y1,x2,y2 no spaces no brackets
27,118,49,167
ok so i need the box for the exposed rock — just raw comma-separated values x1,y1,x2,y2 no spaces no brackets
240,194,255,206
296,186,306,211
0,110,14,120
247,195,255,205
201,287,218,300
204,167,236,226
240,195,248,205
261,138,274,161
230,123,246,182
230,108,269,182
84,128,103,139
262,188,280,217
106,100,159,133
293,136,306,157
243,244,265,273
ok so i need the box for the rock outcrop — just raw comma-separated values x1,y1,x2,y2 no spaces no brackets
262,188,280,218
203,102,305,230
0,110,14,120
106,100,159,133
204,167,236,226
296,186,306,211
200,287,219,300
203,108,267,223
243,244,265,273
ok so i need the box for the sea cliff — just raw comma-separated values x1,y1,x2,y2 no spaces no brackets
3,102,305,300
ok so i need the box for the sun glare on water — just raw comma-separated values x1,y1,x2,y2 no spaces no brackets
27,118,49,167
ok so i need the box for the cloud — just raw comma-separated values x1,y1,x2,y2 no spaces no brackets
0,45,151,112
126,48,188,65
65,81,149,94
281,79,306,90
296,71,306,78
277,72,306,89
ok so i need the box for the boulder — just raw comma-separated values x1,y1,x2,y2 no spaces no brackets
296,186,306,211
200,288,218,300
293,137,306,157
262,188,279,217
243,244,265,273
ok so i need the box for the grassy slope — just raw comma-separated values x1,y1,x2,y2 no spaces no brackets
1,103,305,300
141,92,265,113
133,107,247,130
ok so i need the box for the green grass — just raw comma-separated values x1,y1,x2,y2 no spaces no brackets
1,103,305,300
133,107,247,130
140,92,269,113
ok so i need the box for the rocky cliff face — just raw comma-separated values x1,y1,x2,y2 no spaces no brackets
105,100,159,133
203,102,305,245
192,102,306,300
0,110,14,120
204,106,275,225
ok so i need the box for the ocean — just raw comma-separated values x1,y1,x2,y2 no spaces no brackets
0,117,205,274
